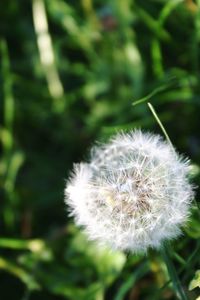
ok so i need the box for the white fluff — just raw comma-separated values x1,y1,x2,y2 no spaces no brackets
65,130,194,253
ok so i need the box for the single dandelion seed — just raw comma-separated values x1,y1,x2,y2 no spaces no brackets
65,130,194,253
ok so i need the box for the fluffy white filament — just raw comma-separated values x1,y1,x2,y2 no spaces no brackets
65,130,194,253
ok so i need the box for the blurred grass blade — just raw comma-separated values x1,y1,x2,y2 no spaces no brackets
151,39,164,78
172,252,186,266
0,257,40,290
32,0,64,105
0,39,14,155
161,244,189,300
114,261,149,300
0,238,45,252
0,238,30,249
191,0,200,73
4,151,24,197
123,42,144,98
3,151,25,229
159,0,183,26
134,5,170,41
0,40,21,230
185,240,200,267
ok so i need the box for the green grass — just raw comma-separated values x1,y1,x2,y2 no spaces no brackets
0,0,200,299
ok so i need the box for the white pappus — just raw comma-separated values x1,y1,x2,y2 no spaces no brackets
65,130,194,253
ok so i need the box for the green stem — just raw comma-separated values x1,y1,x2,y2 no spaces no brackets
132,79,174,106
147,102,173,147
160,243,189,300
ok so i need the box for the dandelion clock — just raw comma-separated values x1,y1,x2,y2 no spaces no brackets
65,130,194,253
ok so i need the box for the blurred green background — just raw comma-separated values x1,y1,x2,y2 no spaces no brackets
0,0,200,299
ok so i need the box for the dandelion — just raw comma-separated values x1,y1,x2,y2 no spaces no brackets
65,130,194,253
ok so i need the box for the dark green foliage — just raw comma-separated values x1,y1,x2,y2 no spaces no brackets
0,0,200,299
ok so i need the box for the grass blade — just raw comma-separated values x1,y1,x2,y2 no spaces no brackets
132,78,176,106
161,243,189,300
147,102,172,146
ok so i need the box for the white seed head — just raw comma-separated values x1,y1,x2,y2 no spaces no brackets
65,130,194,253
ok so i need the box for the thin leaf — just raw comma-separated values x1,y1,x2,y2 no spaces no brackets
147,102,172,146
132,78,176,106
161,243,189,300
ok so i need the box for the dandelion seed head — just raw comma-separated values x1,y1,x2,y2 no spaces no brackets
65,130,194,253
